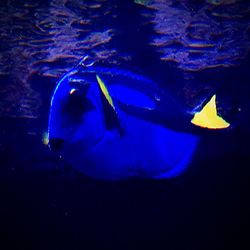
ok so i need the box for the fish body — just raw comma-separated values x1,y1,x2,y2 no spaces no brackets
48,63,201,180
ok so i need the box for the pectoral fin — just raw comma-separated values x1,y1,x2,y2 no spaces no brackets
191,94,230,129
96,74,115,110
96,74,122,133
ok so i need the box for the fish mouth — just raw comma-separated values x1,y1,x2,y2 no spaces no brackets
48,138,65,152
48,126,105,154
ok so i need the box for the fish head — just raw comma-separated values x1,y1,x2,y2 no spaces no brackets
48,70,106,155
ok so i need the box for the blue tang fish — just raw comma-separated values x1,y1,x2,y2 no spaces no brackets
48,58,229,180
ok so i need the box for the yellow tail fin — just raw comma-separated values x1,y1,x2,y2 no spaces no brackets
191,94,230,129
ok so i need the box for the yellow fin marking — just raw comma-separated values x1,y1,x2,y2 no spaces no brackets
191,94,230,129
42,132,49,145
96,74,115,110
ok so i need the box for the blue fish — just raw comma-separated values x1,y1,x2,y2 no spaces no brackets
48,59,229,180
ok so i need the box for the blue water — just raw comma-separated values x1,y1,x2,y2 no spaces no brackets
0,0,250,249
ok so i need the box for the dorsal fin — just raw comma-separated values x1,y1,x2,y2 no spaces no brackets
191,94,230,129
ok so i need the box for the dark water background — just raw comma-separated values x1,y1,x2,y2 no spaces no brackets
0,0,250,249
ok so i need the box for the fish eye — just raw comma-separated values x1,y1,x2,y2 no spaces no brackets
61,88,94,123
69,88,77,95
